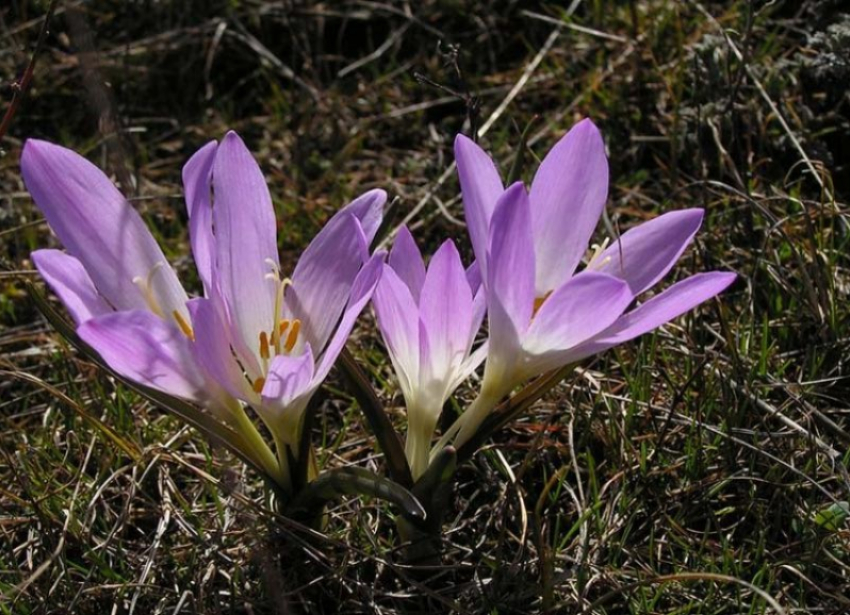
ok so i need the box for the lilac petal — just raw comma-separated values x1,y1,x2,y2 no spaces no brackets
373,264,420,398
524,271,633,354
78,310,206,402
32,249,112,324
187,298,252,402
529,118,609,295
260,344,316,446
450,341,488,392
262,344,315,409
593,209,704,296
388,225,426,302
312,253,384,385
578,272,736,355
465,260,487,351
22,140,188,316
418,240,473,383
288,212,368,353
212,132,279,362
466,260,482,293
339,188,386,246
486,182,535,352
455,134,504,278
468,285,487,350
183,140,218,296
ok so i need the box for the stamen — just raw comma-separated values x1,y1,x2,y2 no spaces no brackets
284,319,301,352
270,275,293,355
586,238,612,271
173,310,195,340
252,377,266,394
131,262,166,317
259,331,270,360
275,319,289,355
533,292,552,316
264,258,280,276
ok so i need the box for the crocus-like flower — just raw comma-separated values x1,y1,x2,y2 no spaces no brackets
447,119,736,447
372,227,486,478
23,132,385,490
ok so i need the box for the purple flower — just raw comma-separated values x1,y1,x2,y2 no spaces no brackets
447,119,736,446
23,133,384,487
372,227,486,478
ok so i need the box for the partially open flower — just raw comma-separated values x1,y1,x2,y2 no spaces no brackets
446,119,736,447
372,227,486,479
23,133,385,491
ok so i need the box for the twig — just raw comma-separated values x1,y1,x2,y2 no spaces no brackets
521,9,630,43
476,27,560,136
0,0,58,143
337,22,410,78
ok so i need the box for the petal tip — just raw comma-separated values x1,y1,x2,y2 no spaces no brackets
21,138,54,168
503,180,527,197
436,237,460,259
574,116,600,133
220,131,247,151
454,133,480,157
676,208,706,233
714,271,737,290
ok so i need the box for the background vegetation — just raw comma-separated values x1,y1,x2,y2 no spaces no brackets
1,0,849,612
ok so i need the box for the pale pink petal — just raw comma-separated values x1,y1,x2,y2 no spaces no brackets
524,271,632,354
22,139,188,316
288,212,368,353
486,182,535,354
212,132,279,363
32,249,112,324
388,225,426,302
182,140,218,296
529,118,609,295
592,209,704,295
78,310,206,402
455,134,504,279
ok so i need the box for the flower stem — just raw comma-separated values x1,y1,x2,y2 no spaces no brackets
405,407,439,481
226,398,290,490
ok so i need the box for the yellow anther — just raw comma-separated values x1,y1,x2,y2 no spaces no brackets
252,377,266,394
172,310,195,340
284,319,301,352
273,319,288,354
259,331,270,360
533,292,552,316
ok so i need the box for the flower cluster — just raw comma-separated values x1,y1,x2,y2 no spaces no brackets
24,118,734,495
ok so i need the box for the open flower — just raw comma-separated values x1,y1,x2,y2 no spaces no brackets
372,227,486,479
447,119,736,446
23,132,385,489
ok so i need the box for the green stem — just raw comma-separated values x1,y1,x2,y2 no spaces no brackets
226,398,287,488
405,405,440,481
431,386,504,457
456,364,574,464
269,427,293,496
